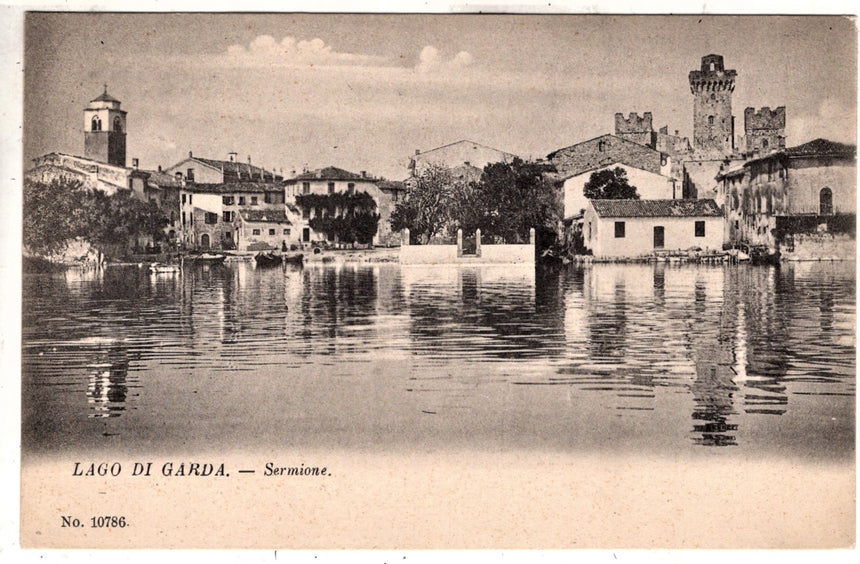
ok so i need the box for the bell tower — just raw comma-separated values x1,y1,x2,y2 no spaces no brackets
689,54,737,156
84,86,127,167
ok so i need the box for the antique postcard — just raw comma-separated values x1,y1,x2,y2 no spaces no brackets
9,9,858,556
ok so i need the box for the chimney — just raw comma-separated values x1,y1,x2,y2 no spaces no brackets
248,155,252,165
415,149,420,155
157,165,162,172
675,130,679,136
464,161,470,167
360,170,366,178
228,152,237,162
132,158,139,169
291,170,296,176
188,151,193,159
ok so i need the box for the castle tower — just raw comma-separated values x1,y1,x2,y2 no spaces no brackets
83,86,127,167
744,106,786,155
614,111,655,147
688,54,737,156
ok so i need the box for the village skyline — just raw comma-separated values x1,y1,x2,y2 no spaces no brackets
24,13,857,181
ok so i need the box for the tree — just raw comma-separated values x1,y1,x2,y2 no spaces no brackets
389,164,455,244
583,167,640,200
458,158,561,244
23,178,88,255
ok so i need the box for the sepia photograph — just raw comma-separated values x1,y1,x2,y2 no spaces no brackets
12,9,857,552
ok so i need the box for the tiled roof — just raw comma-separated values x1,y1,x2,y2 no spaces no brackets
91,90,120,103
192,157,276,179
377,180,407,191
183,182,283,194
414,140,518,160
591,199,722,218
143,170,184,188
785,138,856,157
288,166,377,182
239,209,291,224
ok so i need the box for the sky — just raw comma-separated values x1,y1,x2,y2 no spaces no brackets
22,13,857,180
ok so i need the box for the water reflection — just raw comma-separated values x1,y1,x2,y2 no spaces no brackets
21,260,855,458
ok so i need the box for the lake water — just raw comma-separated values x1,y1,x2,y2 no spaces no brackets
22,260,855,461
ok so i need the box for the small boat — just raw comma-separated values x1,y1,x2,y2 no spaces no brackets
254,252,283,267
283,253,304,266
150,263,181,274
186,253,227,264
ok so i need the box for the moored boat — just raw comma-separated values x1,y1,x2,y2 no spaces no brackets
254,252,283,267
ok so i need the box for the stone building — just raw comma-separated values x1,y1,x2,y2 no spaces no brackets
547,133,672,180
717,138,856,257
407,140,517,177
163,152,282,185
284,166,404,246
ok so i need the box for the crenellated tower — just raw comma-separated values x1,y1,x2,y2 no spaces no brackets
744,106,786,154
614,111,654,146
689,54,737,156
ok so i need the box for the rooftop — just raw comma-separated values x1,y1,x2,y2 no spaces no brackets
239,209,291,224
183,182,284,194
288,166,378,182
191,156,277,179
785,138,856,157
591,198,722,218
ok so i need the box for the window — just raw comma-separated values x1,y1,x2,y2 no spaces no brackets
223,196,235,205
598,140,607,152
708,115,714,126
302,182,310,194
614,221,625,238
187,168,195,182
328,182,335,194
188,194,192,205
820,187,833,215
182,194,187,204
91,116,101,131
252,229,260,236
283,228,291,236
695,221,705,237
251,196,258,205
113,116,122,132
205,212,218,225
710,93,715,101
762,139,769,149
269,228,276,236
347,183,355,194
222,211,234,223
264,192,272,204
182,211,186,226
238,196,246,205
302,208,309,219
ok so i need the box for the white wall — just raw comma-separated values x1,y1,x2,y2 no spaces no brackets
586,213,723,258
564,164,676,219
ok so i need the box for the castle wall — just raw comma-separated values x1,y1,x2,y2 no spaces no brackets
744,106,786,154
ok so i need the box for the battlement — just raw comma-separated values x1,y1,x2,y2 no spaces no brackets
689,54,737,93
614,112,653,134
744,106,786,130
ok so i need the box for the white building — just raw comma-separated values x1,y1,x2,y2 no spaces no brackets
583,199,724,258
562,163,679,219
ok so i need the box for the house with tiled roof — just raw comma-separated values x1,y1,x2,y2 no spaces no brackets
235,209,294,252
163,151,282,184
717,138,856,251
583,198,724,258
407,140,518,177
178,181,292,251
284,166,402,246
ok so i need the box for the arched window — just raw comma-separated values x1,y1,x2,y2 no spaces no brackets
707,115,714,126
91,116,101,131
820,187,833,215
598,140,607,152
710,93,716,101
762,139,768,149
113,116,123,132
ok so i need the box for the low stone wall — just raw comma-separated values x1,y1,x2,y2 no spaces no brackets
780,232,856,261
480,244,534,264
400,244,459,265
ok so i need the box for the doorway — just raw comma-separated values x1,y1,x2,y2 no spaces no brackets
653,226,664,249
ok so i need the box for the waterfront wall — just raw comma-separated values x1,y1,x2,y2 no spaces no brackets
780,232,856,261
399,228,535,265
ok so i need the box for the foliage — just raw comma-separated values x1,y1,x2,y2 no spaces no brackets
464,158,561,244
299,191,380,246
583,167,640,200
389,164,456,244
23,177,170,257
